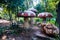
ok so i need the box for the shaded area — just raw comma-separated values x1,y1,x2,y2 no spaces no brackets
0,26,56,40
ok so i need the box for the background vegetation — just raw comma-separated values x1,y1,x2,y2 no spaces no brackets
0,0,60,25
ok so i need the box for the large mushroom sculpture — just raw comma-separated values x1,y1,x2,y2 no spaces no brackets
38,12,53,23
28,8,37,25
23,11,36,28
17,11,36,28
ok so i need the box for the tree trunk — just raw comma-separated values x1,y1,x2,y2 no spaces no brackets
9,10,12,21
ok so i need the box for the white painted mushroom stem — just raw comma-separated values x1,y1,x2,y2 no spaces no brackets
24,17,30,28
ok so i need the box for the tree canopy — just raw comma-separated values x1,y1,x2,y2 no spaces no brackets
0,0,60,20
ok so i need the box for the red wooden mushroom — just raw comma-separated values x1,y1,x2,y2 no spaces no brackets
22,11,36,28
17,11,36,28
38,12,53,22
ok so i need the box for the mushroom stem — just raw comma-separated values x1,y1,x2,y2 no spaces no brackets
43,18,46,23
24,17,30,28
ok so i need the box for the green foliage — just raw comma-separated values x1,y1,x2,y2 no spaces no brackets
0,0,26,20
34,18,43,23
49,18,56,24
34,0,59,18
0,0,60,22
34,3,45,13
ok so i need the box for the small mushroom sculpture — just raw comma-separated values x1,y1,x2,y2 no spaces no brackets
38,12,53,23
17,11,36,28
28,8,37,26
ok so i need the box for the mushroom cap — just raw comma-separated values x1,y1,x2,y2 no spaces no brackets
38,12,53,18
28,8,37,13
21,11,36,17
